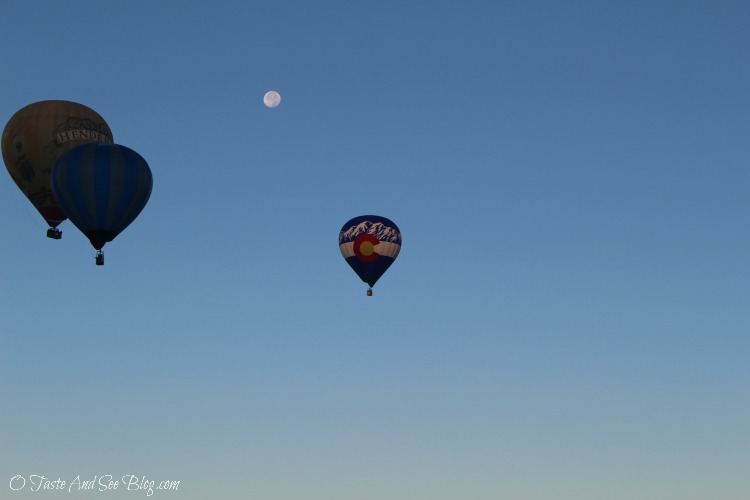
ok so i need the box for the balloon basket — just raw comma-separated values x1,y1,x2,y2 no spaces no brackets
95,251,104,266
46,228,62,239
367,288,373,296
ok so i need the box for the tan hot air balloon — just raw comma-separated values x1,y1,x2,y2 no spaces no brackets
2,100,113,238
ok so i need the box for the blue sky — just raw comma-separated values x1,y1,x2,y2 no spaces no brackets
2,1,749,499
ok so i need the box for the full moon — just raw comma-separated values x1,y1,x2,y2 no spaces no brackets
263,91,281,108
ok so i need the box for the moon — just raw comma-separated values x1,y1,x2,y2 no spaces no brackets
263,91,281,108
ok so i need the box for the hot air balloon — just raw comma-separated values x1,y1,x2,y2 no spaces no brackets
339,215,401,296
51,143,153,265
2,100,113,239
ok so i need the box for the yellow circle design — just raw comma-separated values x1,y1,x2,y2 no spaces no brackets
359,241,375,256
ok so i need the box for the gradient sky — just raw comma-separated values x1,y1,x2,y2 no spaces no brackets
2,1,749,499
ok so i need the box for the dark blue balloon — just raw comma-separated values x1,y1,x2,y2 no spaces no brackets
339,215,401,289
51,143,152,250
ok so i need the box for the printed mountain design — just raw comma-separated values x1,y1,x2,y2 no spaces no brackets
339,221,401,244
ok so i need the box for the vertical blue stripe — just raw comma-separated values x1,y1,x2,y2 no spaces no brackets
94,144,111,228
51,156,82,223
113,149,138,226
121,156,152,229
80,145,98,230
124,160,153,230
105,145,125,229
63,145,93,230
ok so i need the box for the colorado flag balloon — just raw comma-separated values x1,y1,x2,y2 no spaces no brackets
339,215,401,295
51,143,153,265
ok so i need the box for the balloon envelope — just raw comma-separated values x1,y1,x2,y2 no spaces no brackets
51,143,153,250
339,215,401,288
2,100,113,228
